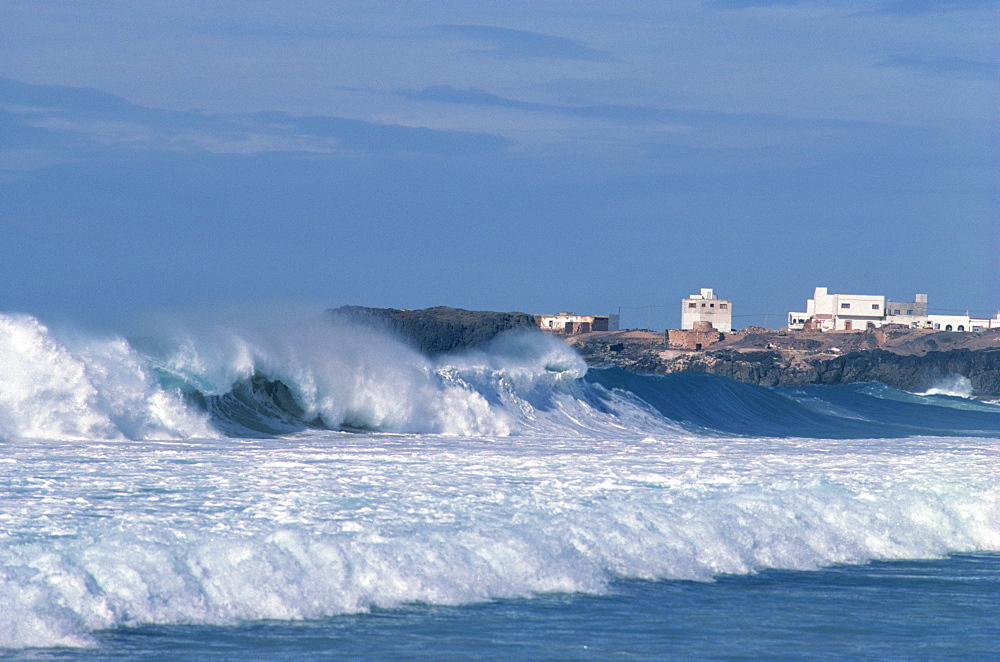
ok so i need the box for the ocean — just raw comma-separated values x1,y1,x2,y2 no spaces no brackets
1,312,998,658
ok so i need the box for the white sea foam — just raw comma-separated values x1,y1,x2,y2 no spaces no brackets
142,312,622,437
0,434,997,649
919,375,975,398
0,314,215,441
0,310,674,440
1,311,998,649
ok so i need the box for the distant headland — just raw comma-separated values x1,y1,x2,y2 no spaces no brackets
328,305,1000,398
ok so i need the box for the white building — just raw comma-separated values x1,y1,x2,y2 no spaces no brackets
789,288,1000,332
535,312,620,334
884,294,928,327
788,287,885,331
924,313,1000,332
681,288,732,332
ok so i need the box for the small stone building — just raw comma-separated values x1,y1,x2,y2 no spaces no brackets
667,320,723,350
535,312,620,334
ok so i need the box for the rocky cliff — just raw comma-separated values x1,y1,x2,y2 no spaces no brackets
326,306,1000,397
568,328,1000,397
327,305,538,354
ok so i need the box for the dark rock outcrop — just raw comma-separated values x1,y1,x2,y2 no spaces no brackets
812,348,1000,394
570,329,1000,397
640,347,999,396
327,305,538,354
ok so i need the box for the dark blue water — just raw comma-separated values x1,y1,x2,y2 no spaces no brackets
3,321,998,658
587,369,1000,439
30,553,998,660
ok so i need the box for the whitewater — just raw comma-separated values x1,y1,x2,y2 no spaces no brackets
1,312,998,656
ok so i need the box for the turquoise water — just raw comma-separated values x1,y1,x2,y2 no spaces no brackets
33,554,1000,659
1,317,998,657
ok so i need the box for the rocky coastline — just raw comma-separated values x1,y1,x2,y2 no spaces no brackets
328,306,1000,398
326,305,537,354
567,327,1000,398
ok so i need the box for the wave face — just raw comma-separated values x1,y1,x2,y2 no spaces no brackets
2,312,999,442
0,314,215,441
0,312,999,649
1,434,998,649
587,369,1000,439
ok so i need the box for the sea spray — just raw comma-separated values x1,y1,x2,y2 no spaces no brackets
0,433,997,649
0,314,214,441
920,374,975,398
140,312,519,436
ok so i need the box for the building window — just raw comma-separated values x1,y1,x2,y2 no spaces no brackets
688,303,696,308
957,325,965,332
841,303,851,309
701,303,706,308
720,304,728,309
892,309,900,315
710,303,715,308
872,304,880,310
945,324,953,331
907,310,913,315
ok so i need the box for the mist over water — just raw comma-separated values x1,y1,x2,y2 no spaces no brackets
0,310,998,651
0,314,214,441
3,310,998,443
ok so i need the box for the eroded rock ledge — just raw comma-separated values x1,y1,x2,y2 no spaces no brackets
326,306,1000,397
568,328,1000,397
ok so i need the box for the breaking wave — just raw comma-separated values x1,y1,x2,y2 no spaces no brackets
0,310,998,650
1,312,999,442
0,314,214,441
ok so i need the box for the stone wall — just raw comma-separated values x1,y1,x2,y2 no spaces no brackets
667,322,723,351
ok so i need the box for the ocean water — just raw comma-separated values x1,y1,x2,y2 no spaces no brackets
1,312,998,658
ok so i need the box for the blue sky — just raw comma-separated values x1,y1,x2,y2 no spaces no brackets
1,1,996,331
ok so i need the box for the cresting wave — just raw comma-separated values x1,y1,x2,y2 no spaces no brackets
2,312,1000,441
0,314,214,441
0,312,999,649
1,434,998,649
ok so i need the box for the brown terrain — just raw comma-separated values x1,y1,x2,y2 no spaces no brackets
328,305,1000,397
566,327,1000,397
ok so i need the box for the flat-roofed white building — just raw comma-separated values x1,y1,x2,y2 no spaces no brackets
788,287,885,331
789,288,999,333
535,312,620,334
925,313,1000,332
681,288,732,332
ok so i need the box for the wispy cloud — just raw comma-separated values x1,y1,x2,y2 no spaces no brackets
704,0,819,9
0,78,511,161
400,85,887,131
868,0,995,15
435,25,611,61
878,56,1000,80
402,85,689,125
706,0,993,12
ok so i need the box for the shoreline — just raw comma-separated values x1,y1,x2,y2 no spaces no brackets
566,327,1000,398
328,305,1000,398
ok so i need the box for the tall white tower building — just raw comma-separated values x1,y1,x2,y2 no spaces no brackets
681,288,732,332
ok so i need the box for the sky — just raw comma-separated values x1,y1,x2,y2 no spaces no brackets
1,0,997,332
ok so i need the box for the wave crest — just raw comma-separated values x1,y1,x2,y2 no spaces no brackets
0,314,214,441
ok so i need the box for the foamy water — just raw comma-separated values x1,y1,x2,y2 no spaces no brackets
1,432,997,649
0,312,998,650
